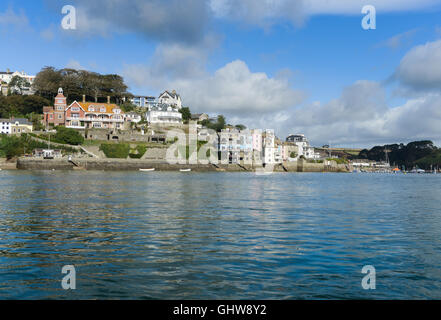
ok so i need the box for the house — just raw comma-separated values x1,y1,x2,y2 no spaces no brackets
65,97,124,129
262,129,276,164
131,95,156,108
125,112,142,124
286,134,320,159
0,119,11,134
0,81,8,96
281,143,299,161
219,128,253,164
43,88,66,127
190,113,209,122
33,149,62,159
0,69,35,95
146,104,182,125
0,118,33,135
158,90,182,109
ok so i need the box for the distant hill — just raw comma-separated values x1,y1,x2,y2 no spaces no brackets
358,140,439,170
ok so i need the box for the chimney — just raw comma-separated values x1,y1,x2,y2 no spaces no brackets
107,96,110,104
82,95,86,103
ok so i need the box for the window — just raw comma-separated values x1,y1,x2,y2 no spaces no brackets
71,113,79,119
49,115,53,119
71,107,80,112
100,107,106,112
88,106,94,112
58,114,63,119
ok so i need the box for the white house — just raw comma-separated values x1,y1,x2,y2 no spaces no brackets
146,104,182,125
286,134,320,159
145,90,183,125
158,90,182,109
0,119,11,134
0,118,33,135
219,128,253,164
263,129,276,164
0,69,36,95
125,112,142,124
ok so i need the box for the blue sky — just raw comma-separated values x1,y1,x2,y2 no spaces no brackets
1,0,441,147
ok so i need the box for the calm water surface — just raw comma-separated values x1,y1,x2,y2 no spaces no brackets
1,171,441,299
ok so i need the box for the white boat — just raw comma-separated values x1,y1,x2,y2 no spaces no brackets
139,168,155,172
180,169,192,172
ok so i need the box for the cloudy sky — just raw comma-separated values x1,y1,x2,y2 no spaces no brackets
2,0,441,147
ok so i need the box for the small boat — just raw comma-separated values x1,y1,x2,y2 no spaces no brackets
180,169,191,172
139,168,155,172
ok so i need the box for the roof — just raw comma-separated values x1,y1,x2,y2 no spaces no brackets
160,90,180,99
43,106,54,113
11,118,31,125
68,101,123,114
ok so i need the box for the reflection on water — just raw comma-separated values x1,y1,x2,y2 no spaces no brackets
1,171,441,299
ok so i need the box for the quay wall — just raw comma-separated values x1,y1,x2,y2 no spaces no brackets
16,158,350,173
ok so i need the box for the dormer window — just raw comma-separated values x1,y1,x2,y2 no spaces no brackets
100,107,106,112
88,106,94,112
113,109,121,114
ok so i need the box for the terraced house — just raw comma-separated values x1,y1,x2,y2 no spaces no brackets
65,97,124,130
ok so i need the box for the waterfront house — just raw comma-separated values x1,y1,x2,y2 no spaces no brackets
65,96,124,130
33,148,62,159
219,128,253,164
286,134,320,159
282,143,299,161
262,129,276,164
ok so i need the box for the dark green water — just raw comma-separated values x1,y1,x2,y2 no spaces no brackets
1,171,441,299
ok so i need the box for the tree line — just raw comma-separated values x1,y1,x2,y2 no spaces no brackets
32,67,132,104
358,140,441,169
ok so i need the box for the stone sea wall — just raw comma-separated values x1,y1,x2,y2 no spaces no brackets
16,158,350,173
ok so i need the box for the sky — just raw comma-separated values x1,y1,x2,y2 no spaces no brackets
1,0,441,148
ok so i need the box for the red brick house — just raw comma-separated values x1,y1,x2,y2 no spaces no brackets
43,88,66,127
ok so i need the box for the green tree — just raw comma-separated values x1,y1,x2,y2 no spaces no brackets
235,124,247,131
179,107,191,123
9,76,31,95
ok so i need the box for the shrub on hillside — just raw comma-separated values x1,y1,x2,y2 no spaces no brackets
53,126,84,145
100,143,130,158
128,145,147,159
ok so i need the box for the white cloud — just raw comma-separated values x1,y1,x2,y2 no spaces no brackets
0,7,30,30
54,0,210,43
304,0,440,14
278,81,441,147
209,0,441,28
123,41,305,115
66,60,85,70
377,29,418,49
395,39,441,91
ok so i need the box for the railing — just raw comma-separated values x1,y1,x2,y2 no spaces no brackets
66,117,124,122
